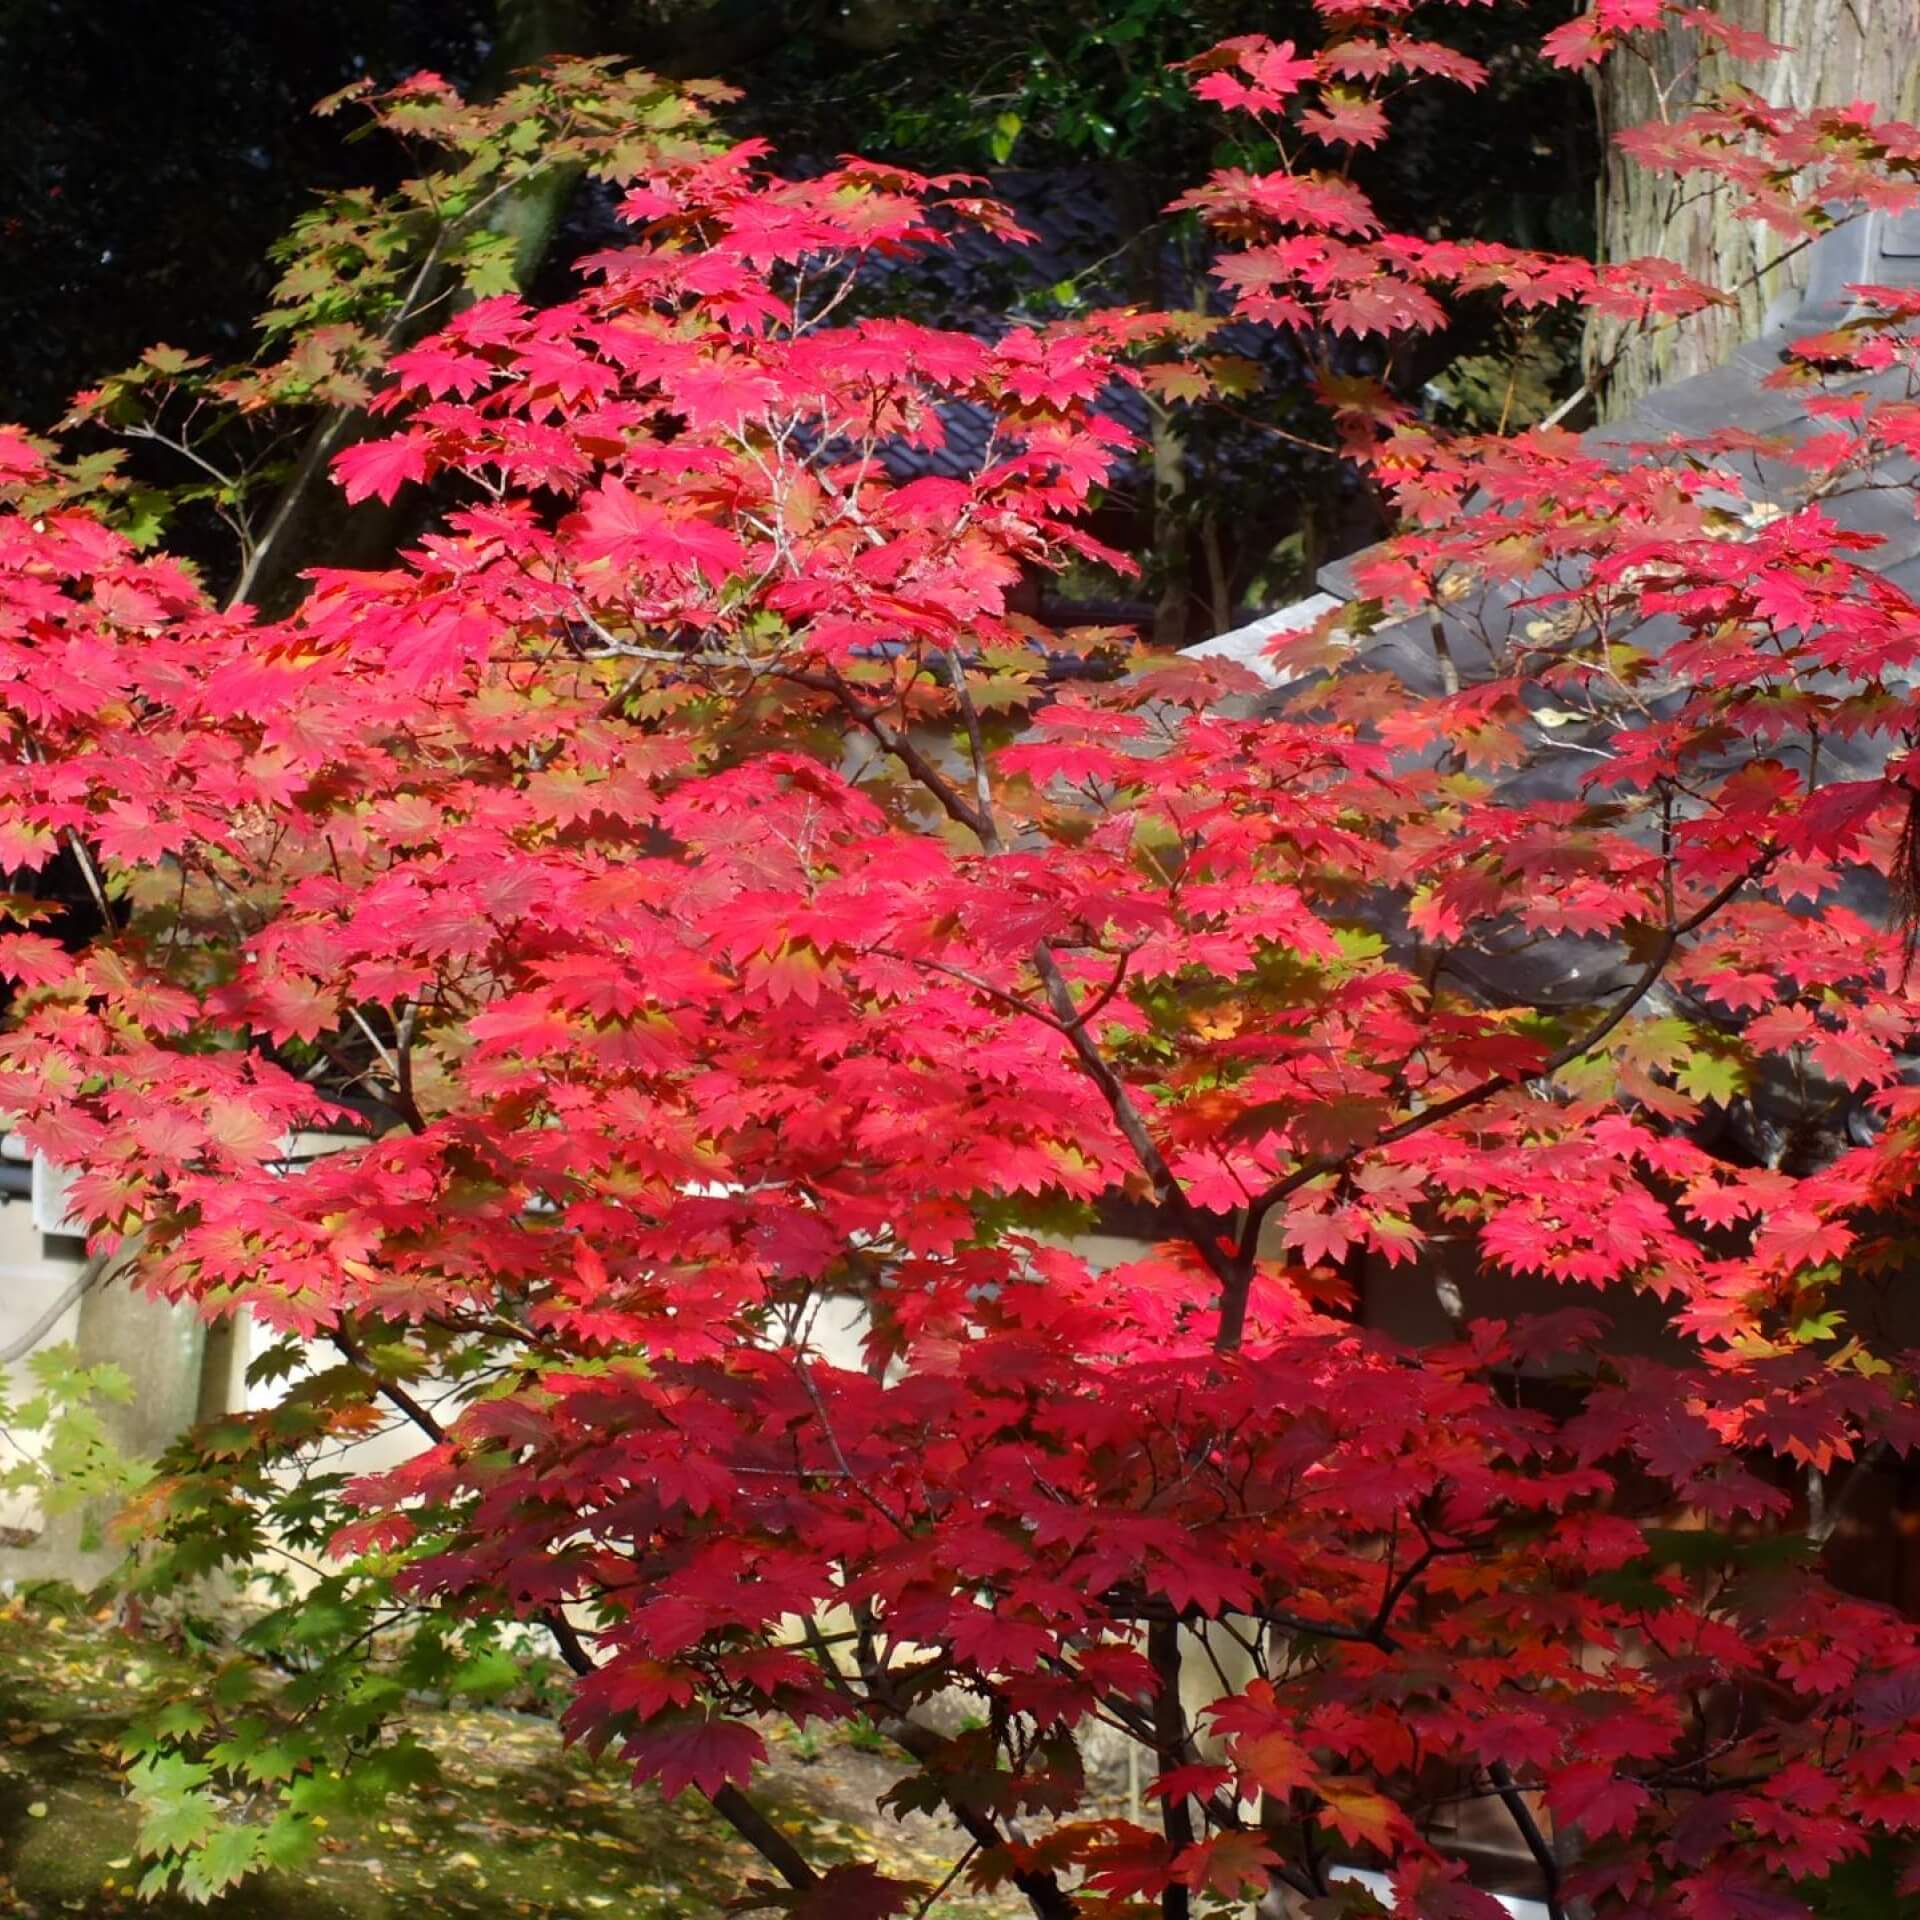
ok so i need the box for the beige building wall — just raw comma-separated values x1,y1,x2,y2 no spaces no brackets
0,1200,89,1539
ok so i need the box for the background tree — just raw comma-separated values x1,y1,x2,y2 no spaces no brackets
7,0,1597,641
1584,0,1920,415
0,1,489,433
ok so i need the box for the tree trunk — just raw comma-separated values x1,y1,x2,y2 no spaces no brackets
1149,396,1193,650
1587,0,1919,418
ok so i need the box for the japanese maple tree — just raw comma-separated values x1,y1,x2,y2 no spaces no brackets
10,3,1920,1916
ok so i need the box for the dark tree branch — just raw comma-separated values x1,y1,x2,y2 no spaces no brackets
1487,1762,1567,1920
1223,856,1774,1334
329,1323,819,1892
1147,1618,1196,1920
808,664,1238,1288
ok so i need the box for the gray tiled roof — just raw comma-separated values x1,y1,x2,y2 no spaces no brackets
1229,210,1920,1154
1319,208,1920,607
853,164,1303,483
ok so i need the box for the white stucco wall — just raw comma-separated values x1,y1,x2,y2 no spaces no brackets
0,1198,89,1535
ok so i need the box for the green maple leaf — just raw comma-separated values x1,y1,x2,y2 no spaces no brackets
259,1811,317,1872
1675,1039,1749,1106
457,231,520,298
181,1823,267,1898
287,1768,352,1819
1618,1015,1692,1073
131,1751,219,1857
207,1716,319,1784
341,1734,440,1805
449,1644,521,1701
153,1699,212,1740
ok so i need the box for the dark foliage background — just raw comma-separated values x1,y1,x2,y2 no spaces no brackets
0,2,498,429
1,0,1594,628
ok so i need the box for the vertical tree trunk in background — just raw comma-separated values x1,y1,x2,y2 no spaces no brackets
1587,0,1918,419
1149,395,1193,649
231,0,592,616
1119,172,1218,649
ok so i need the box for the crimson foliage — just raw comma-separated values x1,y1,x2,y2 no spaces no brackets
9,5,1920,1914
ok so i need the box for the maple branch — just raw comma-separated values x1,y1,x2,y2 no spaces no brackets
810,1612,1079,1920
346,1006,427,1132
0,1245,114,1368
1806,1441,1893,1547
1283,1804,1332,1906
119,421,260,564
329,1324,821,1893
805,663,993,843
1038,949,1240,1291
1365,1543,1439,1647
862,945,1064,1030
793,1356,914,1538
705,1786,822,1892
1225,857,1774,1326
16,732,117,930
943,646,999,847
226,405,364,611
1106,1530,1473,1654
914,1842,981,1919
221,146,579,612
1147,1617,1196,1920
1486,1763,1567,1920
331,1325,448,1443
1061,948,1138,1035
1104,1590,1356,1641
808,666,1238,1287
877,1714,1080,1920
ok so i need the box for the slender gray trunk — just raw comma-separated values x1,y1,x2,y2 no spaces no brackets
1587,0,1919,417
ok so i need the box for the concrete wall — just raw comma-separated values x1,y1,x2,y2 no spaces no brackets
0,1201,88,1539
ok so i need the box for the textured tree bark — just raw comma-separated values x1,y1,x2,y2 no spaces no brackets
1149,395,1194,650
1587,0,1920,418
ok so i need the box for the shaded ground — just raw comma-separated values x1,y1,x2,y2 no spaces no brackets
0,1599,1019,1918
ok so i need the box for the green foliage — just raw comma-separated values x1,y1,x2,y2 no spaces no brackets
1425,323,1583,431
116,1522,560,1901
27,1309,562,1900
0,1344,147,1542
56,59,722,595
1804,1843,1920,1918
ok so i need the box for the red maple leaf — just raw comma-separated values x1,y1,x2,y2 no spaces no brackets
622,1711,765,1799
333,430,434,505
